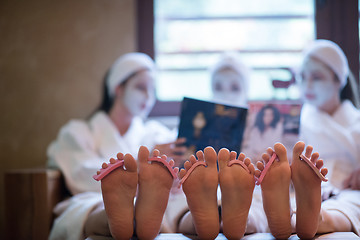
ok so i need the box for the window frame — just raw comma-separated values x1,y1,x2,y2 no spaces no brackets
137,0,360,116
137,0,182,116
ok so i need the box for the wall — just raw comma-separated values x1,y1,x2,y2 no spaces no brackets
0,0,136,237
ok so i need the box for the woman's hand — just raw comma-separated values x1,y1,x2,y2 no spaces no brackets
343,167,360,190
154,138,188,167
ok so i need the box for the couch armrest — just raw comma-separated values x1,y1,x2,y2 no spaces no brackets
4,168,66,240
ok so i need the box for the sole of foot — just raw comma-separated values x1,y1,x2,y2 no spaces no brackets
291,141,328,239
101,152,138,240
135,146,175,240
179,146,220,240
218,148,255,240
255,143,292,239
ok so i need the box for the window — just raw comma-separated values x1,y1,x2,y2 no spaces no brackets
154,0,315,102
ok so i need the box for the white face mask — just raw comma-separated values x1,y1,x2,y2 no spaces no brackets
300,58,341,109
122,70,156,118
211,69,247,106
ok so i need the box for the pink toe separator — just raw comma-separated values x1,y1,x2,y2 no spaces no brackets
93,160,124,181
228,160,250,173
300,154,328,182
178,161,207,188
255,153,277,185
148,157,178,179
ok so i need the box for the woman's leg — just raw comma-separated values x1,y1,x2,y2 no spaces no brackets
317,209,352,233
84,203,111,237
177,211,197,235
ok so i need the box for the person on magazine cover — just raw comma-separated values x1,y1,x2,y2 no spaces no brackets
47,52,187,240
243,104,283,163
210,51,251,107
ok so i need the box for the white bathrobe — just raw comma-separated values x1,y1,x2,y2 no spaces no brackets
47,111,177,240
300,100,360,235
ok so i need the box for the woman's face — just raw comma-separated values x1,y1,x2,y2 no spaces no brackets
212,68,246,105
263,108,274,127
122,70,156,118
299,57,341,109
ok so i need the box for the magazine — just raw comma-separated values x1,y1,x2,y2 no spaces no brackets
178,98,302,163
177,97,248,154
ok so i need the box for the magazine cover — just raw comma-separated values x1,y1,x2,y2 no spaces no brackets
178,97,248,155
241,100,302,163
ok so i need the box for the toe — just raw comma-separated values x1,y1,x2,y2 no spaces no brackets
204,146,218,168
153,149,160,157
262,153,270,163
138,146,150,163
179,168,186,179
321,168,328,176
116,152,124,160
189,154,197,164
248,163,256,175
257,161,264,171
218,148,230,169
274,143,287,162
305,145,313,158
292,141,305,159
184,160,192,170
161,155,167,162
315,159,323,169
196,150,205,162
310,152,319,164
238,152,246,162
230,151,237,163
102,162,108,169
124,153,137,172
266,147,274,156
244,157,251,166
255,169,261,178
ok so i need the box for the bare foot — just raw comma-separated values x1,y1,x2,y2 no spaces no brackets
218,148,255,240
255,143,292,239
100,152,138,240
135,146,176,240
179,147,220,240
291,141,328,239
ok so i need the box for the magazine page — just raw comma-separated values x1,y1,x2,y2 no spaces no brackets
241,100,302,163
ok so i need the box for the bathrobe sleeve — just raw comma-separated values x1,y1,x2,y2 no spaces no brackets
47,119,102,195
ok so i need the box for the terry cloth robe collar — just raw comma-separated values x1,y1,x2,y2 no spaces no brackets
89,111,145,160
